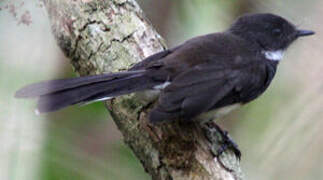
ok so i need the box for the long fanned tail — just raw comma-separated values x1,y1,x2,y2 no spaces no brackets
15,70,158,113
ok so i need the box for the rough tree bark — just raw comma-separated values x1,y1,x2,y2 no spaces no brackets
42,0,243,179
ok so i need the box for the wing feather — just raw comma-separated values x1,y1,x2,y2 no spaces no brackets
149,65,240,123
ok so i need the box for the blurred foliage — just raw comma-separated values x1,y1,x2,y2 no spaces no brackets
1,0,322,180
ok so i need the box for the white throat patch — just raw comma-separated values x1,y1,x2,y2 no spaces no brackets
263,50,284,61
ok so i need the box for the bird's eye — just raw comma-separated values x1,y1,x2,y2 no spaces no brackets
272,28,282,36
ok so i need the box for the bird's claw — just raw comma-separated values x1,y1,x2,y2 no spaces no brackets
213,124,241,160
202,122,241,160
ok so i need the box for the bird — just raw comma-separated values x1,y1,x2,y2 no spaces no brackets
15,13,314,124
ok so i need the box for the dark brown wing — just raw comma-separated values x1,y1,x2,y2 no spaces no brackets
149,64,241,123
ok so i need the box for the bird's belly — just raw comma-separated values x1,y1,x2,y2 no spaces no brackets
138,90,242,122
136,90,161,103
197,103,241,121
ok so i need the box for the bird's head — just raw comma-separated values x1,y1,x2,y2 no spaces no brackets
229,13,314,51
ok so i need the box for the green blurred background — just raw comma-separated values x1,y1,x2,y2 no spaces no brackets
1,0,322,179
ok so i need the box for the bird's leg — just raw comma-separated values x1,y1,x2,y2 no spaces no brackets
213,123,241,159
201,121,241,160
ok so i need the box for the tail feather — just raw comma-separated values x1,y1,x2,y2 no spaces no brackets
15,70,145,98
15,70,159,113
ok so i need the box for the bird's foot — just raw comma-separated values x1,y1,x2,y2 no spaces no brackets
201,122,241,160
213,123,241,160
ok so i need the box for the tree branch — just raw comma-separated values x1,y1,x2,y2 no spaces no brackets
42,0,243,179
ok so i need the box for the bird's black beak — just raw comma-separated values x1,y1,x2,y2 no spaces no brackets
297,29,315,37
